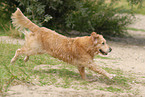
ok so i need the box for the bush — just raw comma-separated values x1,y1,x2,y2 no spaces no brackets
10,0,81,27
65,0,134,37
1,0,142,37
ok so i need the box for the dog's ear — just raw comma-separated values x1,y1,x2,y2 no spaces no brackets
91,32,99,44
91,32,97,36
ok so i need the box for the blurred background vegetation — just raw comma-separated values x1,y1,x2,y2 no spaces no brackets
0,0,144,38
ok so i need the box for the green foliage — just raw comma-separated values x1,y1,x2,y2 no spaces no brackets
127,0,143,7
14,0,49,26
65,0,134,36
0,0,143,37
11,0,80,27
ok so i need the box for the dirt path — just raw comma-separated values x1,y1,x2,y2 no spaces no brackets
1,15,145,97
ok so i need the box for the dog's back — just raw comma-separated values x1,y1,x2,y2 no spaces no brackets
38,27,93,65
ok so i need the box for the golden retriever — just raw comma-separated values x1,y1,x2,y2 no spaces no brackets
11,8,115,79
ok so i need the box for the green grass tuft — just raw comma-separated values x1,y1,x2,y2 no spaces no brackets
127,27,145,32
95,55,112,60
100,86,123,93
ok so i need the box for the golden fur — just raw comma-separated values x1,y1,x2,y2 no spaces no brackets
11,8,115,79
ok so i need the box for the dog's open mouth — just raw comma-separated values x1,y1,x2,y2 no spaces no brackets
99,49,108,55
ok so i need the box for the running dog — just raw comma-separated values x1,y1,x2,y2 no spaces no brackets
11,8,115,79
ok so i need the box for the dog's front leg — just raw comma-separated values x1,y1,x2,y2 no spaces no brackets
78,66,86,80
86,63,115,79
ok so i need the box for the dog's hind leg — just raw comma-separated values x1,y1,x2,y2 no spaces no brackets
11,46,45,64
11,48,26,64
78,66,86,80
24,56,29,62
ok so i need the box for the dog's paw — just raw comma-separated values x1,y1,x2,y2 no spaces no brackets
10,59,14,65
109,74,116,79
24,56,29,62
10,61,14,65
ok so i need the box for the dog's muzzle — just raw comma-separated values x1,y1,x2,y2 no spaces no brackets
99,49,107,55
99,47,112,55
109,47,112,52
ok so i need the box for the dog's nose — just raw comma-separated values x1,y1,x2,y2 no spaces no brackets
109,47,112,52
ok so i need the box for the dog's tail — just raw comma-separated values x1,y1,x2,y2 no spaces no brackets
11,8,40,33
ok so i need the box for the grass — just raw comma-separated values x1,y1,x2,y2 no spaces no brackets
141,76,145,78
127,27,145,32
0,41,138,96
0,23,25,39
95,55,112,60
114,0,145,15
100,86,123,93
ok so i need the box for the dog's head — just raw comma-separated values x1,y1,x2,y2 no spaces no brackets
91,32,112,55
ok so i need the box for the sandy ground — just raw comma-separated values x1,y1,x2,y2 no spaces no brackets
1,14,145,97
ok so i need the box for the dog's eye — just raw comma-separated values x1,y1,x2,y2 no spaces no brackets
102,42,105,45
